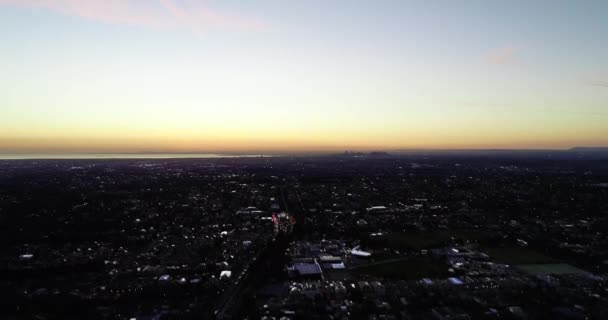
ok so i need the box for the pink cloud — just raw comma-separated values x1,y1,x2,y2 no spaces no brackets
0,0,270,34
486,45,520,65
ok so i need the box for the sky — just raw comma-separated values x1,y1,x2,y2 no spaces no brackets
1,0,607,153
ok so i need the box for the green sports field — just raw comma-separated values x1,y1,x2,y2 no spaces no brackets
516,263,588,275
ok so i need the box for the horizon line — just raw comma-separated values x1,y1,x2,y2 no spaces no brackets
2,146,608,157
4,146,608,152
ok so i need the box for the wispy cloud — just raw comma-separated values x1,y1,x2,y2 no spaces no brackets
582,73,608,88
486,45,520,65
0,0,270,34
587,80,608,88
462,100,608,117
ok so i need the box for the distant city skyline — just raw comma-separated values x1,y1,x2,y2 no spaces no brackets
1,0,607,153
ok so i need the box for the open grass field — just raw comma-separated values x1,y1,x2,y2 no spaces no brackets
516,263,588,275
483,247,557,265
353,257,448,280
383,229,487,250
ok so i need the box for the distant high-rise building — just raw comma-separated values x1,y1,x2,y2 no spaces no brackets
272,212,294,235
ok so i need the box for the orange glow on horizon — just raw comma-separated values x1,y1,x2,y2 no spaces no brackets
2,130,607,154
